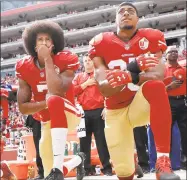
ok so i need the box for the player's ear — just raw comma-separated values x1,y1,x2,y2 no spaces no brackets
35,47,38,52
49,44,55,53
136,16,139,23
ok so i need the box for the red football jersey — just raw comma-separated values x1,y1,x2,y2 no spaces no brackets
16,50,79,121
164,64,186,96
89,28,167,109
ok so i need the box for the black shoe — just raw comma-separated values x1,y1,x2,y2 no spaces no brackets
134,153,144,178
32,174,44,180
45,168,64,180
181,161,187,170
103,170,113,176
150,168,156,173
141,166,150,174
85,170,92,176
135,164,144,178
76,152,86,180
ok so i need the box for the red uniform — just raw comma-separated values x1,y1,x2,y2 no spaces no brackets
15,50,79,122
89,28,167,109
0,88,9,119
73,72,104,110
164,63,186,96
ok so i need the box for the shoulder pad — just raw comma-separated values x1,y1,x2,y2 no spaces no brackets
56,50,78,61
55,50,79,71
15,55,31,71
145,28,163,40
89,33,103,46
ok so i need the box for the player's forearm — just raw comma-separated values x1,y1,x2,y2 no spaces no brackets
166,85,172,91
94,70,121,97
44,58,64,96
74,85,84,95
80,82,88,90
97,81,123,97
18,101,46,115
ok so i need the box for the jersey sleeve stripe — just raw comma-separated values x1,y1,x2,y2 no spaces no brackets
67,62,80,67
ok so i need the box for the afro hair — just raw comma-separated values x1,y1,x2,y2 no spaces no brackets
22,20,64,57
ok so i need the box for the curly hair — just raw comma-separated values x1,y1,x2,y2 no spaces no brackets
22,20,64,57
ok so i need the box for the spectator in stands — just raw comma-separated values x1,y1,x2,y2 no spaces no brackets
73,53,112,176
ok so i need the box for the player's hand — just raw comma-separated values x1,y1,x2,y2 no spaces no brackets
106,70,132,88
138,72,160,85
37,44,54,61
136,54,159,71
85,77,97,87
173,68,186,81
168,80,183,89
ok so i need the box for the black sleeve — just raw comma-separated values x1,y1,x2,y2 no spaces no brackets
129,72,140,84
127,60,141,74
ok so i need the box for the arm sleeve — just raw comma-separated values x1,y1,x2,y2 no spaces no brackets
88,33,104,59
58,51,80,72
15,59,26,81
151,30,167,53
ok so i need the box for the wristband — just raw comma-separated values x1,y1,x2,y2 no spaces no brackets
130,72,139,84
127,60,141,74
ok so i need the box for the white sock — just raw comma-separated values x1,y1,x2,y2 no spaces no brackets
157,153,169,158
51,128,68,172
63,155,82,173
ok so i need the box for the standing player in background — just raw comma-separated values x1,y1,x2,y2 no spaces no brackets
73,54,113,176
16,20,85,180
89,2,180,180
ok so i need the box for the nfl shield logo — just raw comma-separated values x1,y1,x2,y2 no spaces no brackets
40,72,44,77
139,38,149,50
124,43,130,50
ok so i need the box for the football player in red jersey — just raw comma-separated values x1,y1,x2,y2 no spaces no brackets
0,88,9,132
88,2,180,180
16,20,85,180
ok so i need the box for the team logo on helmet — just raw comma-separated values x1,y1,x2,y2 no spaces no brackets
139,37,149,50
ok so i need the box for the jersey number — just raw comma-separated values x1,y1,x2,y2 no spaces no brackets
108,59,139,91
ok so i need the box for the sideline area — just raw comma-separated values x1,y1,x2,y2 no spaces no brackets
65,170,186,180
